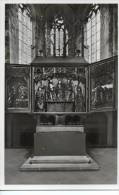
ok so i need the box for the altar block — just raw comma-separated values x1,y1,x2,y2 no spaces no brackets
34,126,86,156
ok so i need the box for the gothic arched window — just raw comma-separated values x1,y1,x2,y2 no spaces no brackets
50,16,68,57
84,5,100,63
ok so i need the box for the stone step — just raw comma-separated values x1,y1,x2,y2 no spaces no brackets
20,155,100,171
21,162,99,171
30,155,91,164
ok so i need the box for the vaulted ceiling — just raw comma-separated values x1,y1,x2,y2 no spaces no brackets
30,4,94,24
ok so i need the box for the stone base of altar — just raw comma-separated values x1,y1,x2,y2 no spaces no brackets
20,125,99,171
20,155,99,171
34,126,86,156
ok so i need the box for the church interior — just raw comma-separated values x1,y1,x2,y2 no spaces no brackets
5,3,118,184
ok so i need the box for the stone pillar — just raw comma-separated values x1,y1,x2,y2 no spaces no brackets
36,22,44,56
32,18,37,60
45,24,51,56
68,28,75,56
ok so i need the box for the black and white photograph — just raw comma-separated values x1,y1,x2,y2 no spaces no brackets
1,0,118,189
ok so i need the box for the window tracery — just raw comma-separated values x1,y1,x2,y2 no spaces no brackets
50,16,68,57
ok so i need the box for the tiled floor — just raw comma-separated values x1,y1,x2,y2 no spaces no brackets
5,148,117,184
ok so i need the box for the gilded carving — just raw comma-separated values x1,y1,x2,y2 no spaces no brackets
34,66,86,112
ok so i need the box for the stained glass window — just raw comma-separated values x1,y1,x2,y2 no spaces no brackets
50,16,68,57
84,7,100,63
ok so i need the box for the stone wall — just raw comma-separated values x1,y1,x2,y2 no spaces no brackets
5,5,10,63
9,5,19,64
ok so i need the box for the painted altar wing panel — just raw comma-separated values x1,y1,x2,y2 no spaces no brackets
6,65,31,112
89,57,116,111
